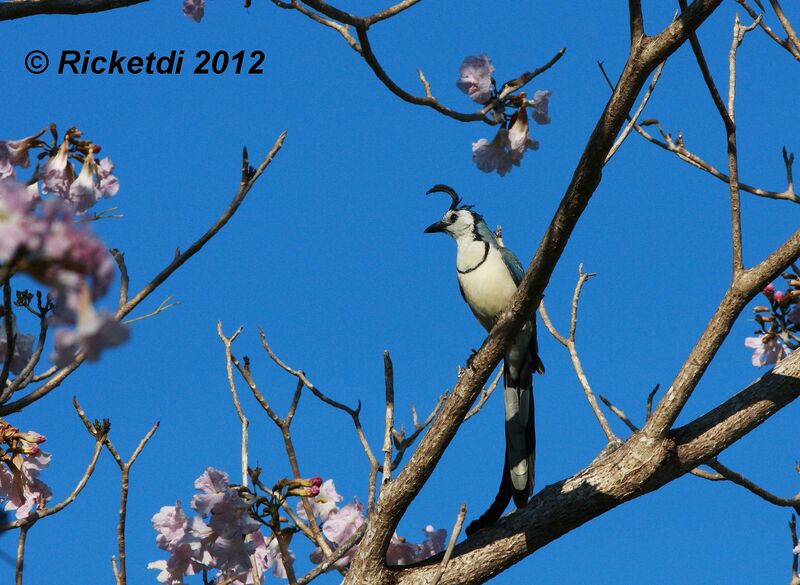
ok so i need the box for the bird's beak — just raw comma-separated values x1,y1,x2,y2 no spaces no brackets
424,221,447,234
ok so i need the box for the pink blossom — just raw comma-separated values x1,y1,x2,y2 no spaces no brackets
529,89,552,125
183,0,205,22
386,534,418,566
52,288,130,366
0,180,37,262
774,290,785,303
456,54,495,104
0,131,45,179
40,141,73,198
296,478,343,522
472,130,515,176
417,525,447,559
506,103,539,163
744,335,791,367
67,152,120,212
252,530,293,581
0,451,53,519
315,499,364,567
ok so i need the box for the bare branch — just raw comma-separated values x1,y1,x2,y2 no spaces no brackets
768,0,800,56
0,132,287,416
791,515,799,584
628,0,645,44
735,0,800,60
0,0,148,21
605,60,666,164
111,249,129,308
15,524,29,585
705,458,800,507
218,323,249,487
381,351,395,487
725,13,762,275
429,503,467,585
538,266,617,443
464,370,502,421
123,296,180,324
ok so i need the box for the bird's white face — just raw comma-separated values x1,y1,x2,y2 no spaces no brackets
425,209,476,240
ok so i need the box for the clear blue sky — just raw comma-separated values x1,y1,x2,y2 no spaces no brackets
3,1,800,583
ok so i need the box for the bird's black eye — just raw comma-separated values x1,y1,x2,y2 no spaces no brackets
449,213,458,223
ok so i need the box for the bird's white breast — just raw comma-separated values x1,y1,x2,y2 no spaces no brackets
456,243,518,331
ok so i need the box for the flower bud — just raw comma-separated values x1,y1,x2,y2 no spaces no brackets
774,291,784,303
753,306,771,313
287,485,321,498
763,283,775,297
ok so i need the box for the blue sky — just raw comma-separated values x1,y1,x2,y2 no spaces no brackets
2,1,800,583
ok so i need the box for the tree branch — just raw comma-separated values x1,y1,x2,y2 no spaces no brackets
0,0,147,21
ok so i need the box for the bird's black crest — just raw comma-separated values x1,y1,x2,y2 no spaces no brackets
426,184,474,211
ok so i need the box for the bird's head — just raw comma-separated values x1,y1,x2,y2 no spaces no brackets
423,184,483,240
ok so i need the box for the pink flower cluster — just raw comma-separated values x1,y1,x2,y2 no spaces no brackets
744,278,800,367
150,468,291,585
302,480,447,568
0,423,51,519
183,0,205,22
0,127,129,371
456,55,552,176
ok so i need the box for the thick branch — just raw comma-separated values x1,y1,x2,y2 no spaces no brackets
388,349,800,585
0,0,147,21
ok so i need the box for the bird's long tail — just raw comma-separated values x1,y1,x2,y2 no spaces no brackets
465,361,537,536
503,360,535,509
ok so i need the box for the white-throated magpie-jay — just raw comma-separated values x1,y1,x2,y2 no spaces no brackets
424,184,543,534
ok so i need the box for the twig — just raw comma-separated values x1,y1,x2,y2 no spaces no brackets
218,323,249,487
791,515,799,585
605,60,665,163
230,334,335,559
112,556,121,585
706,459,800,507
1,312,49,403
429,503,467,585
725,13,762,275
538,265,618,443
74,397,159,585
464,370,502,421
768,0,800,57
598,62,800,205
15,524,29,585
736,0,800,61
111,249,129,308
0,282,15,390
387,394,447,472
645,384,660,420
123,296,180,324
381,351,395,487
256,327,381,504
0,133,287,417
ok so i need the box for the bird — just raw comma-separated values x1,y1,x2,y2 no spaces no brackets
423,184,543,535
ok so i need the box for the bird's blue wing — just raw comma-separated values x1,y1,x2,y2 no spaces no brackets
499,247,525,286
